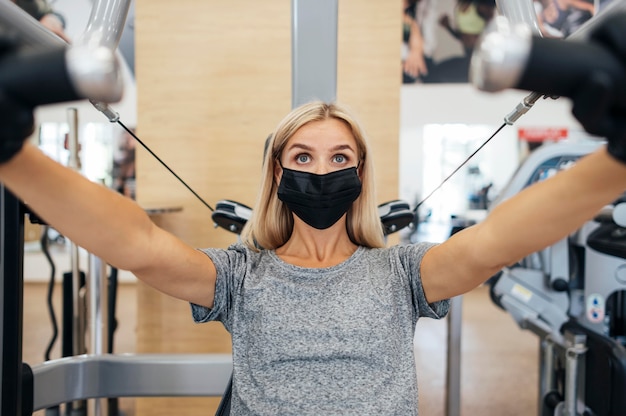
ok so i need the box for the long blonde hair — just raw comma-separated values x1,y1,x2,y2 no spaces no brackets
241,101,386,250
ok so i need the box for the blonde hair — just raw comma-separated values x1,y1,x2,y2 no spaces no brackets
241,101,386,250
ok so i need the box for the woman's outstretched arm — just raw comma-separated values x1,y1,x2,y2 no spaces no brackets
421,147,626,303
0,143,217,308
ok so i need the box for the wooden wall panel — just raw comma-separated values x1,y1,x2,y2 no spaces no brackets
134,1,401,414
135,0,292,248
338,0,402,208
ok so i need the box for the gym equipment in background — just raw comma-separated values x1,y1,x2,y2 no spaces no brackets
488,141,626,416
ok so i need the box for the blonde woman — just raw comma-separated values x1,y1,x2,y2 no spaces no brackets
3,15,626,404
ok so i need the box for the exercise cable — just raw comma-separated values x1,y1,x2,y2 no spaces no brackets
94,93,544,219
89,101,214,212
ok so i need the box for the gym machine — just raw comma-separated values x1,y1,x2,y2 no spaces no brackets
473,1,626,414
486,140,626,416
0,1,233,415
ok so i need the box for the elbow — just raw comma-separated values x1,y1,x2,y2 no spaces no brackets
464,229,521,283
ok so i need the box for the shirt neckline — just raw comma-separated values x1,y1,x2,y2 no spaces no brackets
268,245,365,274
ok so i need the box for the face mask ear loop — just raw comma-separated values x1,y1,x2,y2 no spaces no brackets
274,159,284,186
356,159,363,176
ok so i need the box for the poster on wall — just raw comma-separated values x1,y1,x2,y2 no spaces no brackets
402,0,613,85
535,0,608,38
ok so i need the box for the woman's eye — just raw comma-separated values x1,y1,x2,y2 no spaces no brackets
296,154,310,163
333,154,346,164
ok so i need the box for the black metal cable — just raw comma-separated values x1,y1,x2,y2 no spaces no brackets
116,120,215,212
413,122,507,212
112,108,506,219
107,106,508,222
40,225,58,362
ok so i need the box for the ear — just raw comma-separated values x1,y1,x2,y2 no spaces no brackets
274,160,283,184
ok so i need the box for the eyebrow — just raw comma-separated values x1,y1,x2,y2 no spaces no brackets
286,143,356,153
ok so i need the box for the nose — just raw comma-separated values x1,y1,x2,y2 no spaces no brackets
314,163,331,175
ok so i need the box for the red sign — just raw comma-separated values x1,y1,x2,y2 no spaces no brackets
518,127,569,142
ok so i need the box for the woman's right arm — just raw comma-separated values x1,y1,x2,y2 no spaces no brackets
0,144,217,308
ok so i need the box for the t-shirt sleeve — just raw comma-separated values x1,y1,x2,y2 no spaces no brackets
397,242,450,320
189,244,249,332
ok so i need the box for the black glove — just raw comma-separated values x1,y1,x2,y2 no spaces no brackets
570,12,626,164
0,89,34,163
0,34,35,164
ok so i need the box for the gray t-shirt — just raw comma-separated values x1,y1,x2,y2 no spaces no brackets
191,242,449,415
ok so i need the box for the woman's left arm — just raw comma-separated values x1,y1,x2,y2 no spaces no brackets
421,147,626,303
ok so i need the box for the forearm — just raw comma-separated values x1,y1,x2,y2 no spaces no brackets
0,144,155,271
476,147,626,269
423,147,626,302
408,20,424,55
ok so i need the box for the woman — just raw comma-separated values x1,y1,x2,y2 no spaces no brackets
2,96,626,414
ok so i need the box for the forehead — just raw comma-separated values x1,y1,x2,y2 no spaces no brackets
285,118,357,151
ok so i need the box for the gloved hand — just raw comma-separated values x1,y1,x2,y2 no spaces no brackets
0,34,35,164
0,89,34,163
570,12,626,164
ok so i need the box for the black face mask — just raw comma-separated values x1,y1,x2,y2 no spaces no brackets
277,165,362,230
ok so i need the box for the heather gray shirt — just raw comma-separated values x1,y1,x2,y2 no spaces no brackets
191,242,449,415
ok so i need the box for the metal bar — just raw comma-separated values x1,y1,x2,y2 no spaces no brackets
32,354,233,411
0,0,132,51
81,0,132,50
563,334,587,416
65,107,88,416
66,108,86,361
0,1,66,50
539,337,556,415
291,0,337,108
88,254,109,416
0,186,25,415
445,295,462,416
88,255,108,358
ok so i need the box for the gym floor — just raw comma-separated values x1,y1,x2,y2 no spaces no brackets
22,281,539,416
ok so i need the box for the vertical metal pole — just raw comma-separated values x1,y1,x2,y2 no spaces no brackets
539,337,556,415
445,295,462,416
0,185,25,415
563,334,586,416
88,253,109,416
291,0,338,108
67,108,81,172
67,107,85,361
66,107,87,415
